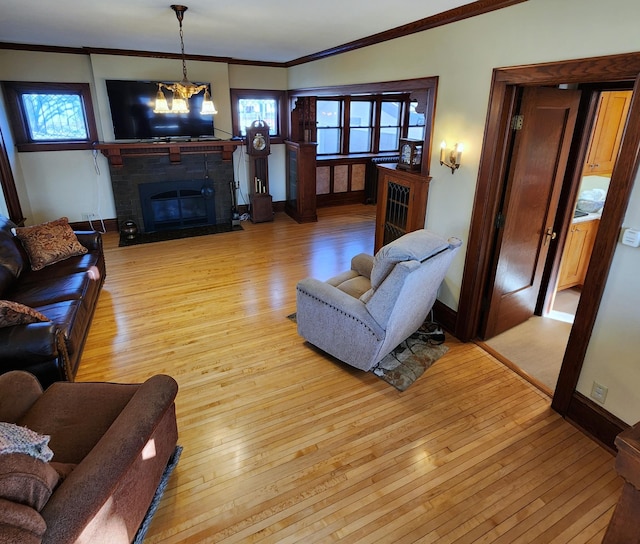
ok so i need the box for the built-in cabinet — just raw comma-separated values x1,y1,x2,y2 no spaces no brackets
557,219,600,290
285,140,318,223
583,90,632,176
374,163,431,252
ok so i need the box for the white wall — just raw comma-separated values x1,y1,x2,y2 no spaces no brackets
576,179,640,421
287,0,640,424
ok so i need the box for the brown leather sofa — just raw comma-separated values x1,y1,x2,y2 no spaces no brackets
0,214,106,387
0,370,179,544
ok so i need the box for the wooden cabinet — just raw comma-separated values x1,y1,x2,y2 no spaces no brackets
374,164,431,252
557,219,599,290
285,140,318,223
583,90,632,176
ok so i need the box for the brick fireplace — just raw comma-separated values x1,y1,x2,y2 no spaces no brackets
107,151,234,233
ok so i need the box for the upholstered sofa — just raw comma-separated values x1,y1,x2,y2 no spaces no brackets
0,370,179,544
296,229,462,371
0,215,105,387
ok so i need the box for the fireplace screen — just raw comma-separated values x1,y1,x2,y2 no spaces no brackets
139,180,216,232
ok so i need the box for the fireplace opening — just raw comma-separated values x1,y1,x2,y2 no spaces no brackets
139,180,216,232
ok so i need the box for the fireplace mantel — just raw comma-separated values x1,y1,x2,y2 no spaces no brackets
95,139,243,167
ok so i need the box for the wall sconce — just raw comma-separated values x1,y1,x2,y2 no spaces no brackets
440,141,463,174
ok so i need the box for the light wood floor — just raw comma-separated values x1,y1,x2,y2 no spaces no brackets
77,204,622,543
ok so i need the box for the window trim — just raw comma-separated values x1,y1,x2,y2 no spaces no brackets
230,88,287,143
2,81,99,152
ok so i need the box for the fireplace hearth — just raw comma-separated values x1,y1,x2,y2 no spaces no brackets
108,153,233,233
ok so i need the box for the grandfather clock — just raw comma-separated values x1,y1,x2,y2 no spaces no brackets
245,120,273,223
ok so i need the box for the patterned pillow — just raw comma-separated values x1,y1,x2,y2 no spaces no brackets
0,300,50,328
13,217,88,271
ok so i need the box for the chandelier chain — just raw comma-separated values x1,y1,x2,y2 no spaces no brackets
178,17,187,80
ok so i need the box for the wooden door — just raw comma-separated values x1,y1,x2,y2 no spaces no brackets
482,87,581,339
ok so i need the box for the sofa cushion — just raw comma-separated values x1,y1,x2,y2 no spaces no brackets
18,381,140,464
0,453,60,511
13,217,88,272
10,273,92,308
0,498,47,544
0,301,50,329
18,252,100,283
370,229,449,289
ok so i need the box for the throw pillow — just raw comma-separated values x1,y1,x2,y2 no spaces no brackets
0,453,60,511
13,217,88,271
0,300,49,329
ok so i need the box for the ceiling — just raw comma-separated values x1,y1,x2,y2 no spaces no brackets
0,0,480,64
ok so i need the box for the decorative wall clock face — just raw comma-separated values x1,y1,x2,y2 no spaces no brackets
253,133,266,152
246,120,270,156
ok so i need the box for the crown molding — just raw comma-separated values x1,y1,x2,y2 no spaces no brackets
285,0,527,66
0,0,526,68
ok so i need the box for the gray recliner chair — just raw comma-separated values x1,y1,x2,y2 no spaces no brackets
296,229,462,371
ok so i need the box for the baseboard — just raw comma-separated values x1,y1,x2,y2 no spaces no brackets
566,391,629,453
70,218,119,232
432,300,457,334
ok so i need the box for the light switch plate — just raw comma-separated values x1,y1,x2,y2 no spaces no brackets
622,228,640,247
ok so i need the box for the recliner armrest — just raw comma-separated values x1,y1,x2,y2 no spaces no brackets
296,278,384,338
350,253,374,279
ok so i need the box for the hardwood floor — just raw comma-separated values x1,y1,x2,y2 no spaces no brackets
77,204,622,543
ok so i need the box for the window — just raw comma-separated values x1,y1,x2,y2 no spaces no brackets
349,100,373,153
230,89,286,141
2,82,98,152
379,100,403,151
315,94,426,156
317,100,342,154
407,100,426,141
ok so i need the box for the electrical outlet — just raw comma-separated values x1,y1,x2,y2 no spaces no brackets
590,381,608,404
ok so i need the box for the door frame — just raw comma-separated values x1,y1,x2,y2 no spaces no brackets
0,124,24,224
455,52,640,423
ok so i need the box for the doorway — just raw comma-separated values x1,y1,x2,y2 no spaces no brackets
481,88,633,395
454,53,640,431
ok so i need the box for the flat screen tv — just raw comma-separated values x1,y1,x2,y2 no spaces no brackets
105,79,215,141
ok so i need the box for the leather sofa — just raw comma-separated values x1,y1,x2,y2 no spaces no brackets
0,214,106,387
0,370,179,544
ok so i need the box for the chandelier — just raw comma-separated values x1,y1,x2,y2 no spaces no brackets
153,5,217,115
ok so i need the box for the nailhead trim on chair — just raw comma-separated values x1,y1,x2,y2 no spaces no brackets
296,288,379,337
